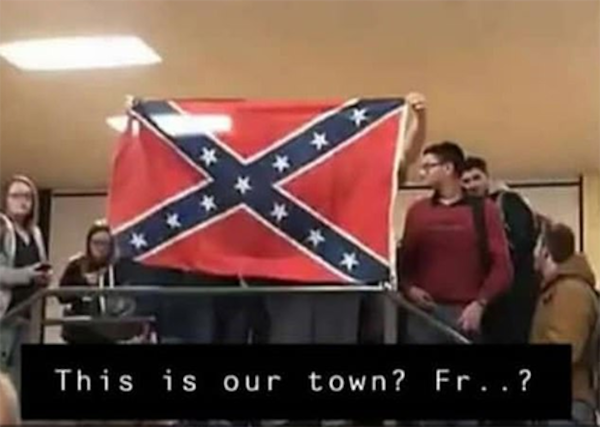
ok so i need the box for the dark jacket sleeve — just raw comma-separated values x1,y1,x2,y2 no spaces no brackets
478,199,513,302
58,259,86,304
501,192,536,265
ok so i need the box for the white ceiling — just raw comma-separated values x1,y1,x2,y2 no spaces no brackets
1,0,599,189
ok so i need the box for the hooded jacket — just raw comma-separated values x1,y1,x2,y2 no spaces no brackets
58,222,145,343
530,254,599,405
0,176,47,319
58,222,116,313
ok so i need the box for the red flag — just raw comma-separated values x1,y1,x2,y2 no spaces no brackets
108,99,407,283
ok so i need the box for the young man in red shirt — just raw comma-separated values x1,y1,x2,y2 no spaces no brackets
400,142,512,343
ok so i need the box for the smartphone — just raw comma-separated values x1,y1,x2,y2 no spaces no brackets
36,263,52,272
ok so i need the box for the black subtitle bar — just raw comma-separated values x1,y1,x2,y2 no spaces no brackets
21,344,570,420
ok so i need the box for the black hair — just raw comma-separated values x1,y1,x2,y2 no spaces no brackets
423,141,466,176
464,156,489,175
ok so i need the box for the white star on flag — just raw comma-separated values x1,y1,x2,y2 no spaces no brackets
130,233,148,250
234,176,252,195
307,229,325,248
200,147,218,167
310,132,329,151
272,155,291,173
340,252,359,271
166,213,181,229
270,203,289,223
200,195,217,212
349,108,368,127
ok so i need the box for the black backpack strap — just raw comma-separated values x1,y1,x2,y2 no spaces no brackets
469,197,492,275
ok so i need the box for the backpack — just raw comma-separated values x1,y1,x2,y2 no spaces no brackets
470,191,538,290
469,196,491,276
470,196,600,408
469,194,533,344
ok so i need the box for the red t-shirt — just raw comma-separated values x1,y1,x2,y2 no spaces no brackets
400,196,513,305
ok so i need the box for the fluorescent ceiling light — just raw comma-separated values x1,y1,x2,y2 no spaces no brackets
0,36,161,71
107,114,233,135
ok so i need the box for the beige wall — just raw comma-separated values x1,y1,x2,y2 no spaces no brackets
1,1,599,188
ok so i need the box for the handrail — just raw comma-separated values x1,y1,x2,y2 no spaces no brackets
0,286,471,344
42,316,156,327
385,291,471,344
0,285,383,324
0,288,46,324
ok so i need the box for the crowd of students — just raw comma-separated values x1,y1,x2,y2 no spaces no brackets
0,93,598,426
398,141,599,426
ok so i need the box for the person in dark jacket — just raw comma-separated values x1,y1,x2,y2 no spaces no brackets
462,157,538,344
59,220,115,343
58,220,145,344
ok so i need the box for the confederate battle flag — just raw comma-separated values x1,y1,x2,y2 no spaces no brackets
107,98,407,284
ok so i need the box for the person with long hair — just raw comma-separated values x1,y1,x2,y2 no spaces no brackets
59,220,116,343
0,175,51,393
59,220,144,344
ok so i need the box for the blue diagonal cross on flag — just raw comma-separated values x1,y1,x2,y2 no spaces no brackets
109,98,407,283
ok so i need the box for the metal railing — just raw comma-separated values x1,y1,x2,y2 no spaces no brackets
0,285,471,345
